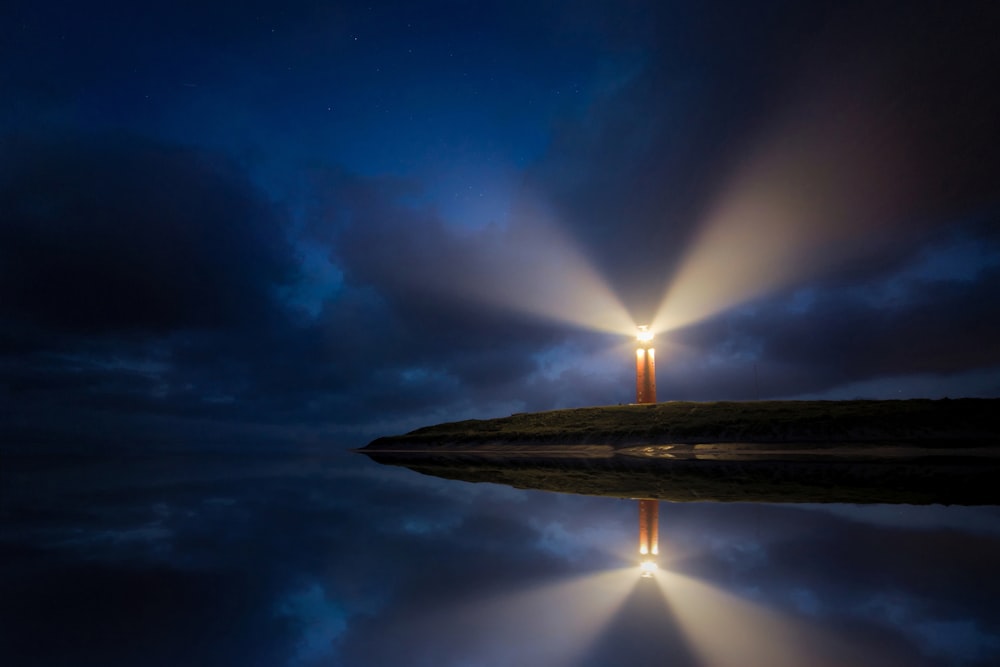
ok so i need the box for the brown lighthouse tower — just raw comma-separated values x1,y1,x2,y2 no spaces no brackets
638,499,659,557
635,325,656,404
636,327,659,576
638,499,659,577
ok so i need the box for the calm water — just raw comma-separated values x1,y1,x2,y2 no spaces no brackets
3,447,999,667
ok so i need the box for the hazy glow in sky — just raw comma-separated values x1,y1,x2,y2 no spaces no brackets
1,0,999,445
415,201,636,336
652,84,914,336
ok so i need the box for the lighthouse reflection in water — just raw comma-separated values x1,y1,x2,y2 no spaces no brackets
638,499,659,577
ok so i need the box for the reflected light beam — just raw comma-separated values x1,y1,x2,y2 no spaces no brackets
657,569,886,667
412,567,639,667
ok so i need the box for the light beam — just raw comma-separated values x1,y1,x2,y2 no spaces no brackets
652,83,913,337
410,195,636,336
656,569,887,667
410,567,639,667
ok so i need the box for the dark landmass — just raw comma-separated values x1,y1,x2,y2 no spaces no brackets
361,399,1000,505
364,399,1000,450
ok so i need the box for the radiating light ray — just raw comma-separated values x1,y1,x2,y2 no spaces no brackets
383,191,636,336
657,570,886,667
403,567,638,667
575,574,699,666
466,214,636,336
652,84,913,336
465,567,638,667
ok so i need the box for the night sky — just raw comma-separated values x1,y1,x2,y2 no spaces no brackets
3,0,1000,446
4,3,1000,666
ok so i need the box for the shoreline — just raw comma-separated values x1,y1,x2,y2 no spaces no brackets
361,399,1000,504
363,398,1000,452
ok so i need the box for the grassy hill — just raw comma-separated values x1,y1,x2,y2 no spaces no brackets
364,398,1000,451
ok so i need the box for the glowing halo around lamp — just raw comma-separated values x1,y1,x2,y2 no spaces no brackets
639,560,659,578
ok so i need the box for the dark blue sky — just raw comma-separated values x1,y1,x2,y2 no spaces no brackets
3,0,1000,447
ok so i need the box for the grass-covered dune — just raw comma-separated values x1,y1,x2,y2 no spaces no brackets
364,398,1000,451
361,399,1000,504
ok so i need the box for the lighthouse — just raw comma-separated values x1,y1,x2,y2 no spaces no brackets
636,327,659,576
635,325,656,404
638,499,659,577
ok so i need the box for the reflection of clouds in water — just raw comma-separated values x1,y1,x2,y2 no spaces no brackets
532,517,631,564
277,583,349,666
787,587,822,616
914,619,1000,664
16,502,177,563
72,525,173,549
716,537,768,572
400,516,463,536
2,453,1000,667
634,502,1000,667
796,503,1000,536
529,496,633,563
858,594,1000,664
29,493,260,564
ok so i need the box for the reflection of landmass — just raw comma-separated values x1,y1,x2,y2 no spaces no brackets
361,399,1000,504
361,448,1000,504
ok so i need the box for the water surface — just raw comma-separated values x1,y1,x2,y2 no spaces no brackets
2,447,999,666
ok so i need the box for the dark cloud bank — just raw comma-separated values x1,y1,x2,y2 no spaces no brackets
3,5,1000,667
1,0,1000,448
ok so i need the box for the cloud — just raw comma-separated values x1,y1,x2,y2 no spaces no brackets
0,133,600,446
0,133,346,445
0,133,296,334
5,453,999,667
533,0,1000,324
658,225,1000,398
491,1,1000,401
4,2,1000,448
